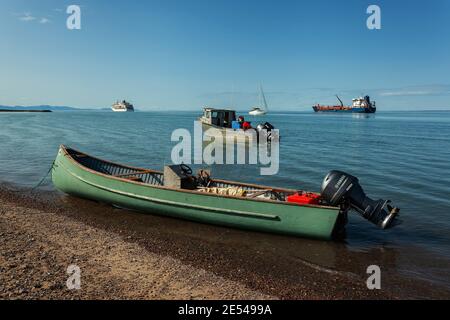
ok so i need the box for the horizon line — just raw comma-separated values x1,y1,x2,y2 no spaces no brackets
2,105,450,113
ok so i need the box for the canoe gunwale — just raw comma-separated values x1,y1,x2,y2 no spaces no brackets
57,145,338,211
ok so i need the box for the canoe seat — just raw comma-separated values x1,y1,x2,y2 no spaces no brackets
122,176,144,182
115,170,152,177
74,154,88,158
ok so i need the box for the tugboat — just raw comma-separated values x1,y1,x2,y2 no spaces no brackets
112,100,134,112
313,95,376,113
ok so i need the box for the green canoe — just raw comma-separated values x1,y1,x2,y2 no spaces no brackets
52,145,346,240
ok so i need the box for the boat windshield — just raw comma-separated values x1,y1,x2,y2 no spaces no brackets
205,110,236,128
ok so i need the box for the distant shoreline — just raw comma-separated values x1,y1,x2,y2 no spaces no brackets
0,109,52,113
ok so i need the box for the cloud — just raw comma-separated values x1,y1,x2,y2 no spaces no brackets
378,85,450,97
380,91,432,97
39,18,51,24
19,13,36,22
16,12,51,24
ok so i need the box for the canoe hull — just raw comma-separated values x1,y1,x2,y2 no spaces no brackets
52,147,341,240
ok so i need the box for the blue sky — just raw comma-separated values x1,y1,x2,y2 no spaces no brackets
1,0,449,110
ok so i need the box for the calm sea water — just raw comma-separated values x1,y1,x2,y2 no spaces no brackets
1,110,450,292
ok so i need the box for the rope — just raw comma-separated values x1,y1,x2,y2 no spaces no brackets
30,161,55,192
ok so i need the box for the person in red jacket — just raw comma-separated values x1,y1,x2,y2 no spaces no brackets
242,121,252,130
238,116,252,130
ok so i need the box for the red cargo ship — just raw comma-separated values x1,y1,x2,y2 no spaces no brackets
313,95,376,113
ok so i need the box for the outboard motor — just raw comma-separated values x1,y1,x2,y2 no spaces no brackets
256,122,275,142
321,170,399,229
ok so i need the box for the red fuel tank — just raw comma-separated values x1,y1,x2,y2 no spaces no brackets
286,192,321,205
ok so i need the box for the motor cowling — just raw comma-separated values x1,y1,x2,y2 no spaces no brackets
320,170,400,229
256,122,275,143
256,122,274,132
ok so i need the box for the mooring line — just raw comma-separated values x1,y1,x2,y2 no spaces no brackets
29,161,55,192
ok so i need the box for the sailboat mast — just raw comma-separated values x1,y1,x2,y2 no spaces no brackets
260,84,268,111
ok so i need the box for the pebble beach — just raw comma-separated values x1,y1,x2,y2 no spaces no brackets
2,185,449,300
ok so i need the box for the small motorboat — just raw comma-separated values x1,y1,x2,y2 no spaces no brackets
52,145,400,240
199,107,277,143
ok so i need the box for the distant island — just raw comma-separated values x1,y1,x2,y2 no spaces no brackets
0,109,52,113
0,105,97,112
0,105,143,112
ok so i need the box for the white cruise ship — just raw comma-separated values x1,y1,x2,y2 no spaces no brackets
112,100,134,112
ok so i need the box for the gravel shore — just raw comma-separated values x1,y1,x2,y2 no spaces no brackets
1,185,447,300
0,187,272,299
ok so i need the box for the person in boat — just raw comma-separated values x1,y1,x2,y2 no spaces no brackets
237,116,252,131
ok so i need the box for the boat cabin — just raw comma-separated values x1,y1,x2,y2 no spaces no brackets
200,107,236,128
351,96,375,109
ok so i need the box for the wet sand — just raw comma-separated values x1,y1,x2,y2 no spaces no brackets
1,185,449,299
